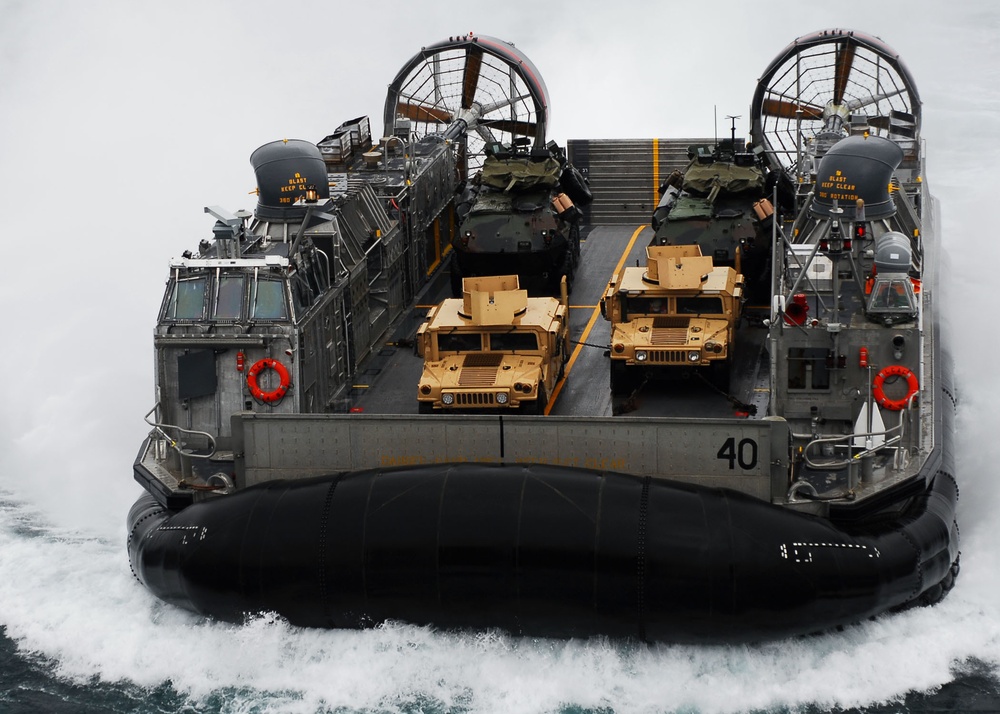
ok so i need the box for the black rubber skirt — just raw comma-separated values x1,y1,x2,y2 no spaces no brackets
128,461,958,644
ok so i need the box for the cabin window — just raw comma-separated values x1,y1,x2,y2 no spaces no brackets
786,347,831,390
676,296,725,315
213,274,244,320
437,333,483,352
489,332,538,351
867,275,916,324
167,277,207,320
251,277,288,320
869,278,915,311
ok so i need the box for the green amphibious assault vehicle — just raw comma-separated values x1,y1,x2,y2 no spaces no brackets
451,139,592,295
651,125,781,305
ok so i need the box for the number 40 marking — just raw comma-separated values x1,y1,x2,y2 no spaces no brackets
717,437,758,470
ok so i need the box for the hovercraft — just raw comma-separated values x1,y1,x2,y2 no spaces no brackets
130,30,959,644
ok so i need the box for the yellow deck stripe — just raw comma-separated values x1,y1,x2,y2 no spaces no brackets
546,224,647,414
652,138,660,205
611,224,648,277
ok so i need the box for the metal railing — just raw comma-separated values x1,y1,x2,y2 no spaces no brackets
787,394,918,502
143,403,218,482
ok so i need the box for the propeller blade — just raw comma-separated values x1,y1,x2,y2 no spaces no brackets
833,41,856,106
868,111,916,138
462,46,484,110
433,55,444,106
396,101,453,124
761,98,824,120
477,93,531,117
846,87,907,111
479,118,538,135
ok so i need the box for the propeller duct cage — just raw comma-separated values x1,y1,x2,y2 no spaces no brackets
751,29,921,177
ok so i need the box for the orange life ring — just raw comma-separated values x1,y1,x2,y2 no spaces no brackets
872,365,919,411
247,358,291,404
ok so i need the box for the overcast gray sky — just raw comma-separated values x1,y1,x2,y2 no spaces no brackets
0,0,996,527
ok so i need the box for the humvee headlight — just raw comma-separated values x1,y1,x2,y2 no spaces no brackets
688,351,700,362
496,392,509,404
442,392,455,405
635,350,648,362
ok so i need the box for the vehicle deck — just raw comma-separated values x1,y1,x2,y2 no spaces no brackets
348,224,772,420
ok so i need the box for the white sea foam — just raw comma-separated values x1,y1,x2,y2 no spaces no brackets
1,490,998,714
2,2,999,713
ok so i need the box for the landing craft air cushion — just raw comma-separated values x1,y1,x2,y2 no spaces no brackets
129,30,959,644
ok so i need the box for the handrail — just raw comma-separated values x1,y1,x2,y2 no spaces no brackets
144,403,217,460
795,387,920,471
797,413,904,469
802,432,903,470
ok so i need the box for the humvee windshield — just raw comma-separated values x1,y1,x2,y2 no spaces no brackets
622,296,668,318
676,296,725,315
622,295,725,319
489,332,538,351
438,333,484,352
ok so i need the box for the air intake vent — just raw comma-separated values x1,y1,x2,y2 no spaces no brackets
250,139,330,221
811,135,903,220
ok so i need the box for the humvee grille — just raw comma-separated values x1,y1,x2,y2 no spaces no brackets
647,349,688,364
455,392,496,406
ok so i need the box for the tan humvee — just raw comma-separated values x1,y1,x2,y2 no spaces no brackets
416,275,569,413
601,245,743,394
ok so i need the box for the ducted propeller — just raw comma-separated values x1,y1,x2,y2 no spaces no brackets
751,29,921,174
384,34,549,176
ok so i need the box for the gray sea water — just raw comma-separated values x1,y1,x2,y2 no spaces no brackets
2,2,999,712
